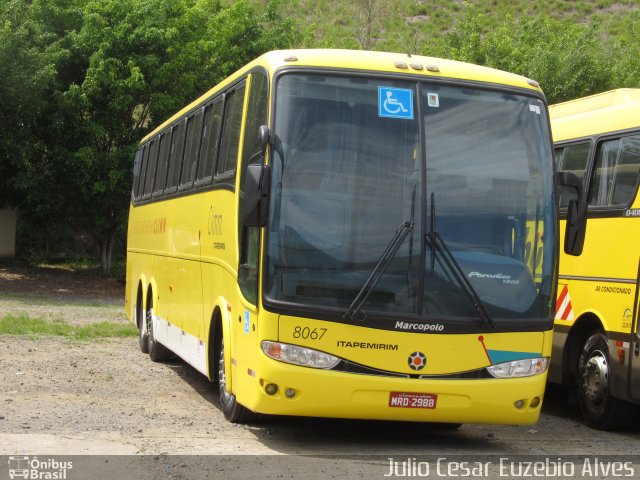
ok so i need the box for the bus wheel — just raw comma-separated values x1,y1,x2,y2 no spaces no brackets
576,332,637,430
147,304,171,362
217,332,256,423
137,299,149,354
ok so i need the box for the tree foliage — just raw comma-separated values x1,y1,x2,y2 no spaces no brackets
444,15,613,104
1,0,294,273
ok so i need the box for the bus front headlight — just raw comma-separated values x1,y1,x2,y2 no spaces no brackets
261,341,340,369
486,357,549,378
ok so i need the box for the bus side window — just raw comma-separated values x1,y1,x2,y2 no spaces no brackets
238,71,268,305
612,135,640,205
554,142,590,208
132,148,143,200
180,109,204,190
154,131,171,197
137,143,150,200
196,98,223,184
143,137,160,198
589,135,640,208
216,83,246,182
165,120,187,193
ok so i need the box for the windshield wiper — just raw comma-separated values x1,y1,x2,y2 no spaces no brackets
343,187,416,322
426,193,495,330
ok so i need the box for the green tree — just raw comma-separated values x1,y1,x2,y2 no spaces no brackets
60,0,213,273
0,0,56,209
609,11,640,89
444,15,612,104
1,0,294,273
66,0,294,274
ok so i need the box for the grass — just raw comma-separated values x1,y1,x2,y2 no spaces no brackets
27,257,126,278
0,292,122,308
0,314,137,340
274,0,640,55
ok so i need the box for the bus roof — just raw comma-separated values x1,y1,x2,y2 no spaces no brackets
142,49,544,143
549,88,640,142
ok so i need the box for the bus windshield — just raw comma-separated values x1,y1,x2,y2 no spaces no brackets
266,73,555,328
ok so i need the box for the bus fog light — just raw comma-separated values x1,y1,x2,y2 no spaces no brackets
514,400,525,409
530,396,541,408
261,341,340,369
487,357,549,378
285,388,296,398
265,383,278,395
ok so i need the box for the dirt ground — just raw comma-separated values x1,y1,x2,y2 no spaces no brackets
0,265,270,456
0,265,123,303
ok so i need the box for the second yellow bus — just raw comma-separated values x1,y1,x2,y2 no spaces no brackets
550,89,640,430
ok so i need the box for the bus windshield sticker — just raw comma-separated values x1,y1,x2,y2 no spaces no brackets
427,92,439,108
378,87,413,119
529,104,541,114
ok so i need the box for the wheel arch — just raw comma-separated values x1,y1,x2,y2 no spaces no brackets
562,312,604,387
136,273,149,324
206,298,232,385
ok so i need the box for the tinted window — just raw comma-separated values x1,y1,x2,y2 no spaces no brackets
217,84,246,179
166,120,186,190
138,144,150,198
589,135,640,208
132,148,143,199
238,71,268,304
554,142,591,208
154,132,171,196
197,99,223,182
181,110,204,188
143,138,160,196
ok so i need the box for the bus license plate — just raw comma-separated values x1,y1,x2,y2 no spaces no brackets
389,392,437,409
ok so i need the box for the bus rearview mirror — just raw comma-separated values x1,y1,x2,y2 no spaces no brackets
243,164,271,228
558,171,587,256
259,125,270,151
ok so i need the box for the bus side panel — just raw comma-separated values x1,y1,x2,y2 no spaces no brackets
200,188,241,381
554,216,639,401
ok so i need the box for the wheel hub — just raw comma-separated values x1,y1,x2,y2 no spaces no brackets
582,351,608,404
218,342,232,405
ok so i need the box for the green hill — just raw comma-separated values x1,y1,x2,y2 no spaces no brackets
278,0,640,55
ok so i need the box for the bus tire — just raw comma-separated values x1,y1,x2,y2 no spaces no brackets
137,294,149,354
139,322,149,354
217,331,256,423
147,302,171,362
576,332,637,430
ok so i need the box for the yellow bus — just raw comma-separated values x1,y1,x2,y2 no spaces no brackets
550,89,640,429
126,49,583,425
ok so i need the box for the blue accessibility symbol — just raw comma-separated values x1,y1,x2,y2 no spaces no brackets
243,310,250,334
378,87,413,119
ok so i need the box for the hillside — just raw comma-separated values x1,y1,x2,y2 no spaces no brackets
277,0,640,55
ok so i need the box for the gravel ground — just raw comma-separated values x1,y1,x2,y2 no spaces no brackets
0,335,256,454
0,266,257,455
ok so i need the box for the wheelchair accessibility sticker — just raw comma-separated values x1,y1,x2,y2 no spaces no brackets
378,87,413,119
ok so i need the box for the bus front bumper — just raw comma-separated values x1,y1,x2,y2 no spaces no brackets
237,357,547,425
